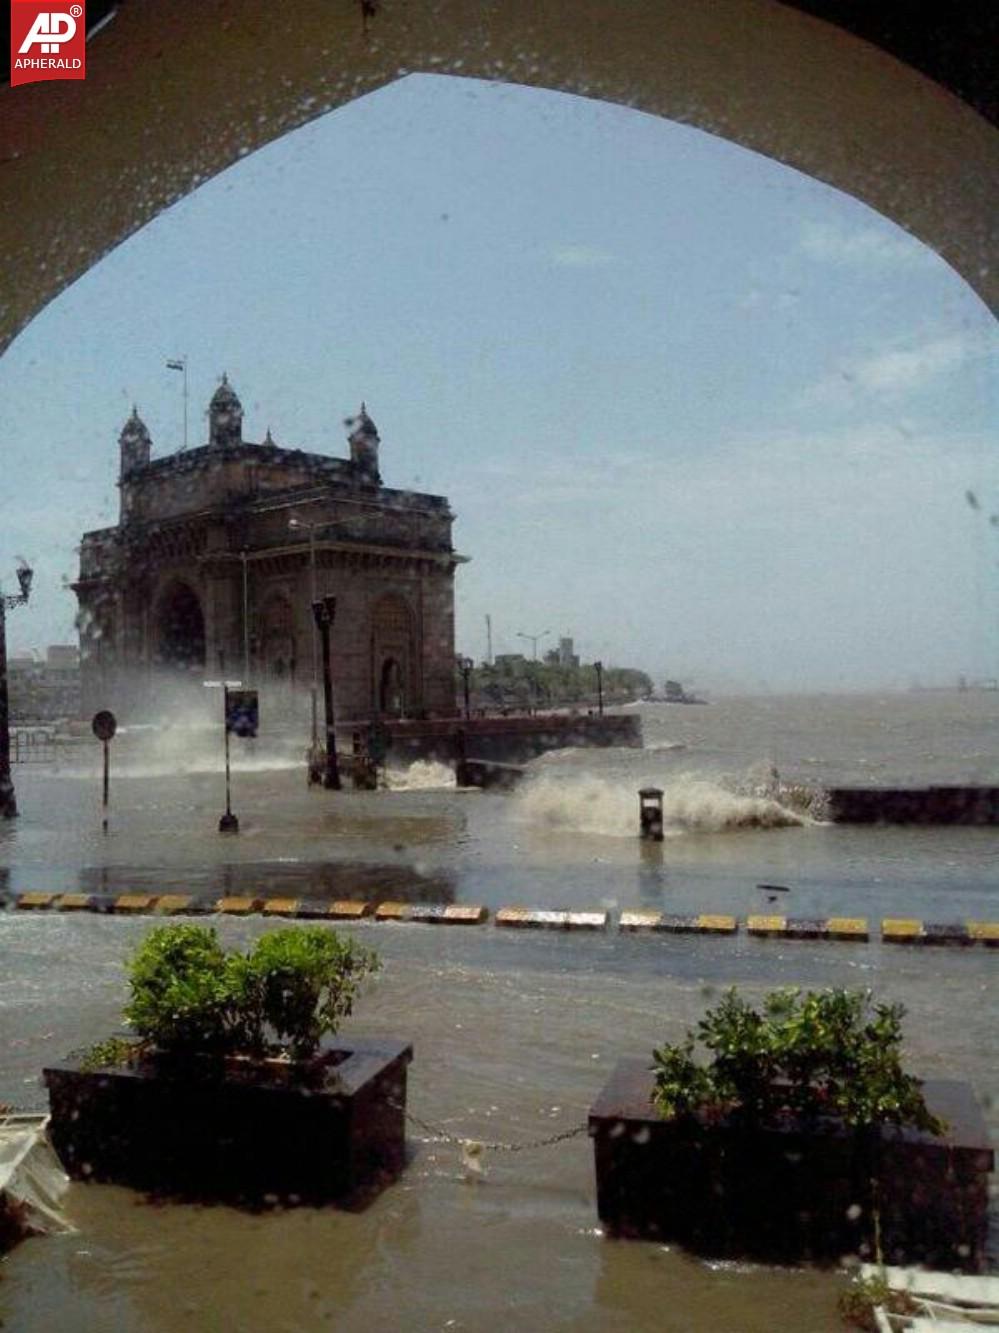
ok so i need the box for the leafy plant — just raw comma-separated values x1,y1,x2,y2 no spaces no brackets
234,928,380,1059
652,987,944,1135
122,923,379,1061
79,1035,142,1072
124,924,241,1054
837,1271,918,1331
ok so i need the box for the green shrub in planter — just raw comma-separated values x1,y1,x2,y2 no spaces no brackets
652,987,944,1135
123,923,243,1054
234,927,380,1059
121,923,379,1061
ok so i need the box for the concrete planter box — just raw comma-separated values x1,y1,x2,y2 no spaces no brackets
589,1060,993,1271
43,1036,412,1208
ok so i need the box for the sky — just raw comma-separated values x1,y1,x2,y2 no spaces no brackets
0,73,995,692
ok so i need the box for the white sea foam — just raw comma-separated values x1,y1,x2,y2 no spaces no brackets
509,770,811,837
385,759,457,791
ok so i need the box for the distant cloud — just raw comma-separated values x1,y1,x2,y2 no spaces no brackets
803,333,981,407
550,244,619,269
851,336,968,393
799,220,931,268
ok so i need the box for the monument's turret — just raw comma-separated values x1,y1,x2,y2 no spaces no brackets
347,403,381,486
208,373,243,449
118,406,152,479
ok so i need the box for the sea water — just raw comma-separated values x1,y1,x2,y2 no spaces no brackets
0,692,996,1330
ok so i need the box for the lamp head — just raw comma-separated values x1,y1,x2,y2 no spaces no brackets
16,563,33,600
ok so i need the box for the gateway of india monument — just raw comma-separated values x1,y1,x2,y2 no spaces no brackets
73,377,463,725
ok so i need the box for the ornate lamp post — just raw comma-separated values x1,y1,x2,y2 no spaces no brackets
311,594,341,790
458,656,473,718
0,562,34,819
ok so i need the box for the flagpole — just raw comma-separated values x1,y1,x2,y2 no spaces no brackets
166,356,188,450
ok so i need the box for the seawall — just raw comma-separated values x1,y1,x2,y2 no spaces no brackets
828,787,999,825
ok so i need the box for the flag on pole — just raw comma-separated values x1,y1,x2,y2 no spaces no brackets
166,359,185,371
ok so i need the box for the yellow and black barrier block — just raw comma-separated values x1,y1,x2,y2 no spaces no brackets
968,921,999,947
747,915,786,938
406,903,489,925
495,907,608,930
112,894,159,914
660,914,704,934
291,899,333,919
152,894,195,914
442,904,489,924
215,897,263,916
261,898,300,917
826,917,869,942
882,918,925,944
783,918,829,940
922,922,971,946
619,909,664,931
54,893,100,912
329,900,374,920
374,901,409,922
15,892,57,910
694,914,738,935
405,904,448,924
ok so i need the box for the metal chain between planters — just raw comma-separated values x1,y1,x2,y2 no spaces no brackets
393,1101,589,1153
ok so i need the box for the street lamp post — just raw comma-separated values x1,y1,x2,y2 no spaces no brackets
290,515,369,753
458,656,473,718
0,562,34,819
312,594,341,790
241,549,250,685
594,660,604,716
517,629,551,661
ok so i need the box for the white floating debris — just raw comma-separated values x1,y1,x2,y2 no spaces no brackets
0,1111,75,1248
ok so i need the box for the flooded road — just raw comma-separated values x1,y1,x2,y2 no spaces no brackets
3,912,996,1332
1,695,996,1328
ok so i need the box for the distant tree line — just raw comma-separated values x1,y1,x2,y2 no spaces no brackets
461,659,652,712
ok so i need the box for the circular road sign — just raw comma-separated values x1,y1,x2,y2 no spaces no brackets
91,710,117,741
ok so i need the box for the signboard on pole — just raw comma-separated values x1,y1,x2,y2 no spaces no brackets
225,689,259,738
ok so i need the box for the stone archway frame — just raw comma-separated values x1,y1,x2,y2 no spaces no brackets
0,0,996,360
259,591,298,685
152,577,207,672
370,592,416,718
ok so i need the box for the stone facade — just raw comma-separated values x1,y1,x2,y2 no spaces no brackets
73,380,463,724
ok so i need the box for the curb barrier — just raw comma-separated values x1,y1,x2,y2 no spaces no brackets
969,921,999,946
261,898,300,916
2,893,997,947
827,917,869,941
747,915,785,937
55,893,99,912
216,897,263,915
496,908,608,931
15,893,56,910
882,918,924,943
113,894,159,914
619,913,738,934
154,895,195,914
329,901,373,920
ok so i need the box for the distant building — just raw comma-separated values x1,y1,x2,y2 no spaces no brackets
73,379,465,722
557,636,579,669
8,645,81,720
494,653,528,675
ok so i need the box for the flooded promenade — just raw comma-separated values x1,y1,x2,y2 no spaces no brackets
1,694,996,1329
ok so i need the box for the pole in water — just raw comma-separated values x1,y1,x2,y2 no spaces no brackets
639,787,664,841
91,711,117,835
312,596,341,791
218,685,239,833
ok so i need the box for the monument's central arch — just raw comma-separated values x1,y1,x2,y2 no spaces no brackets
0,0,995,366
